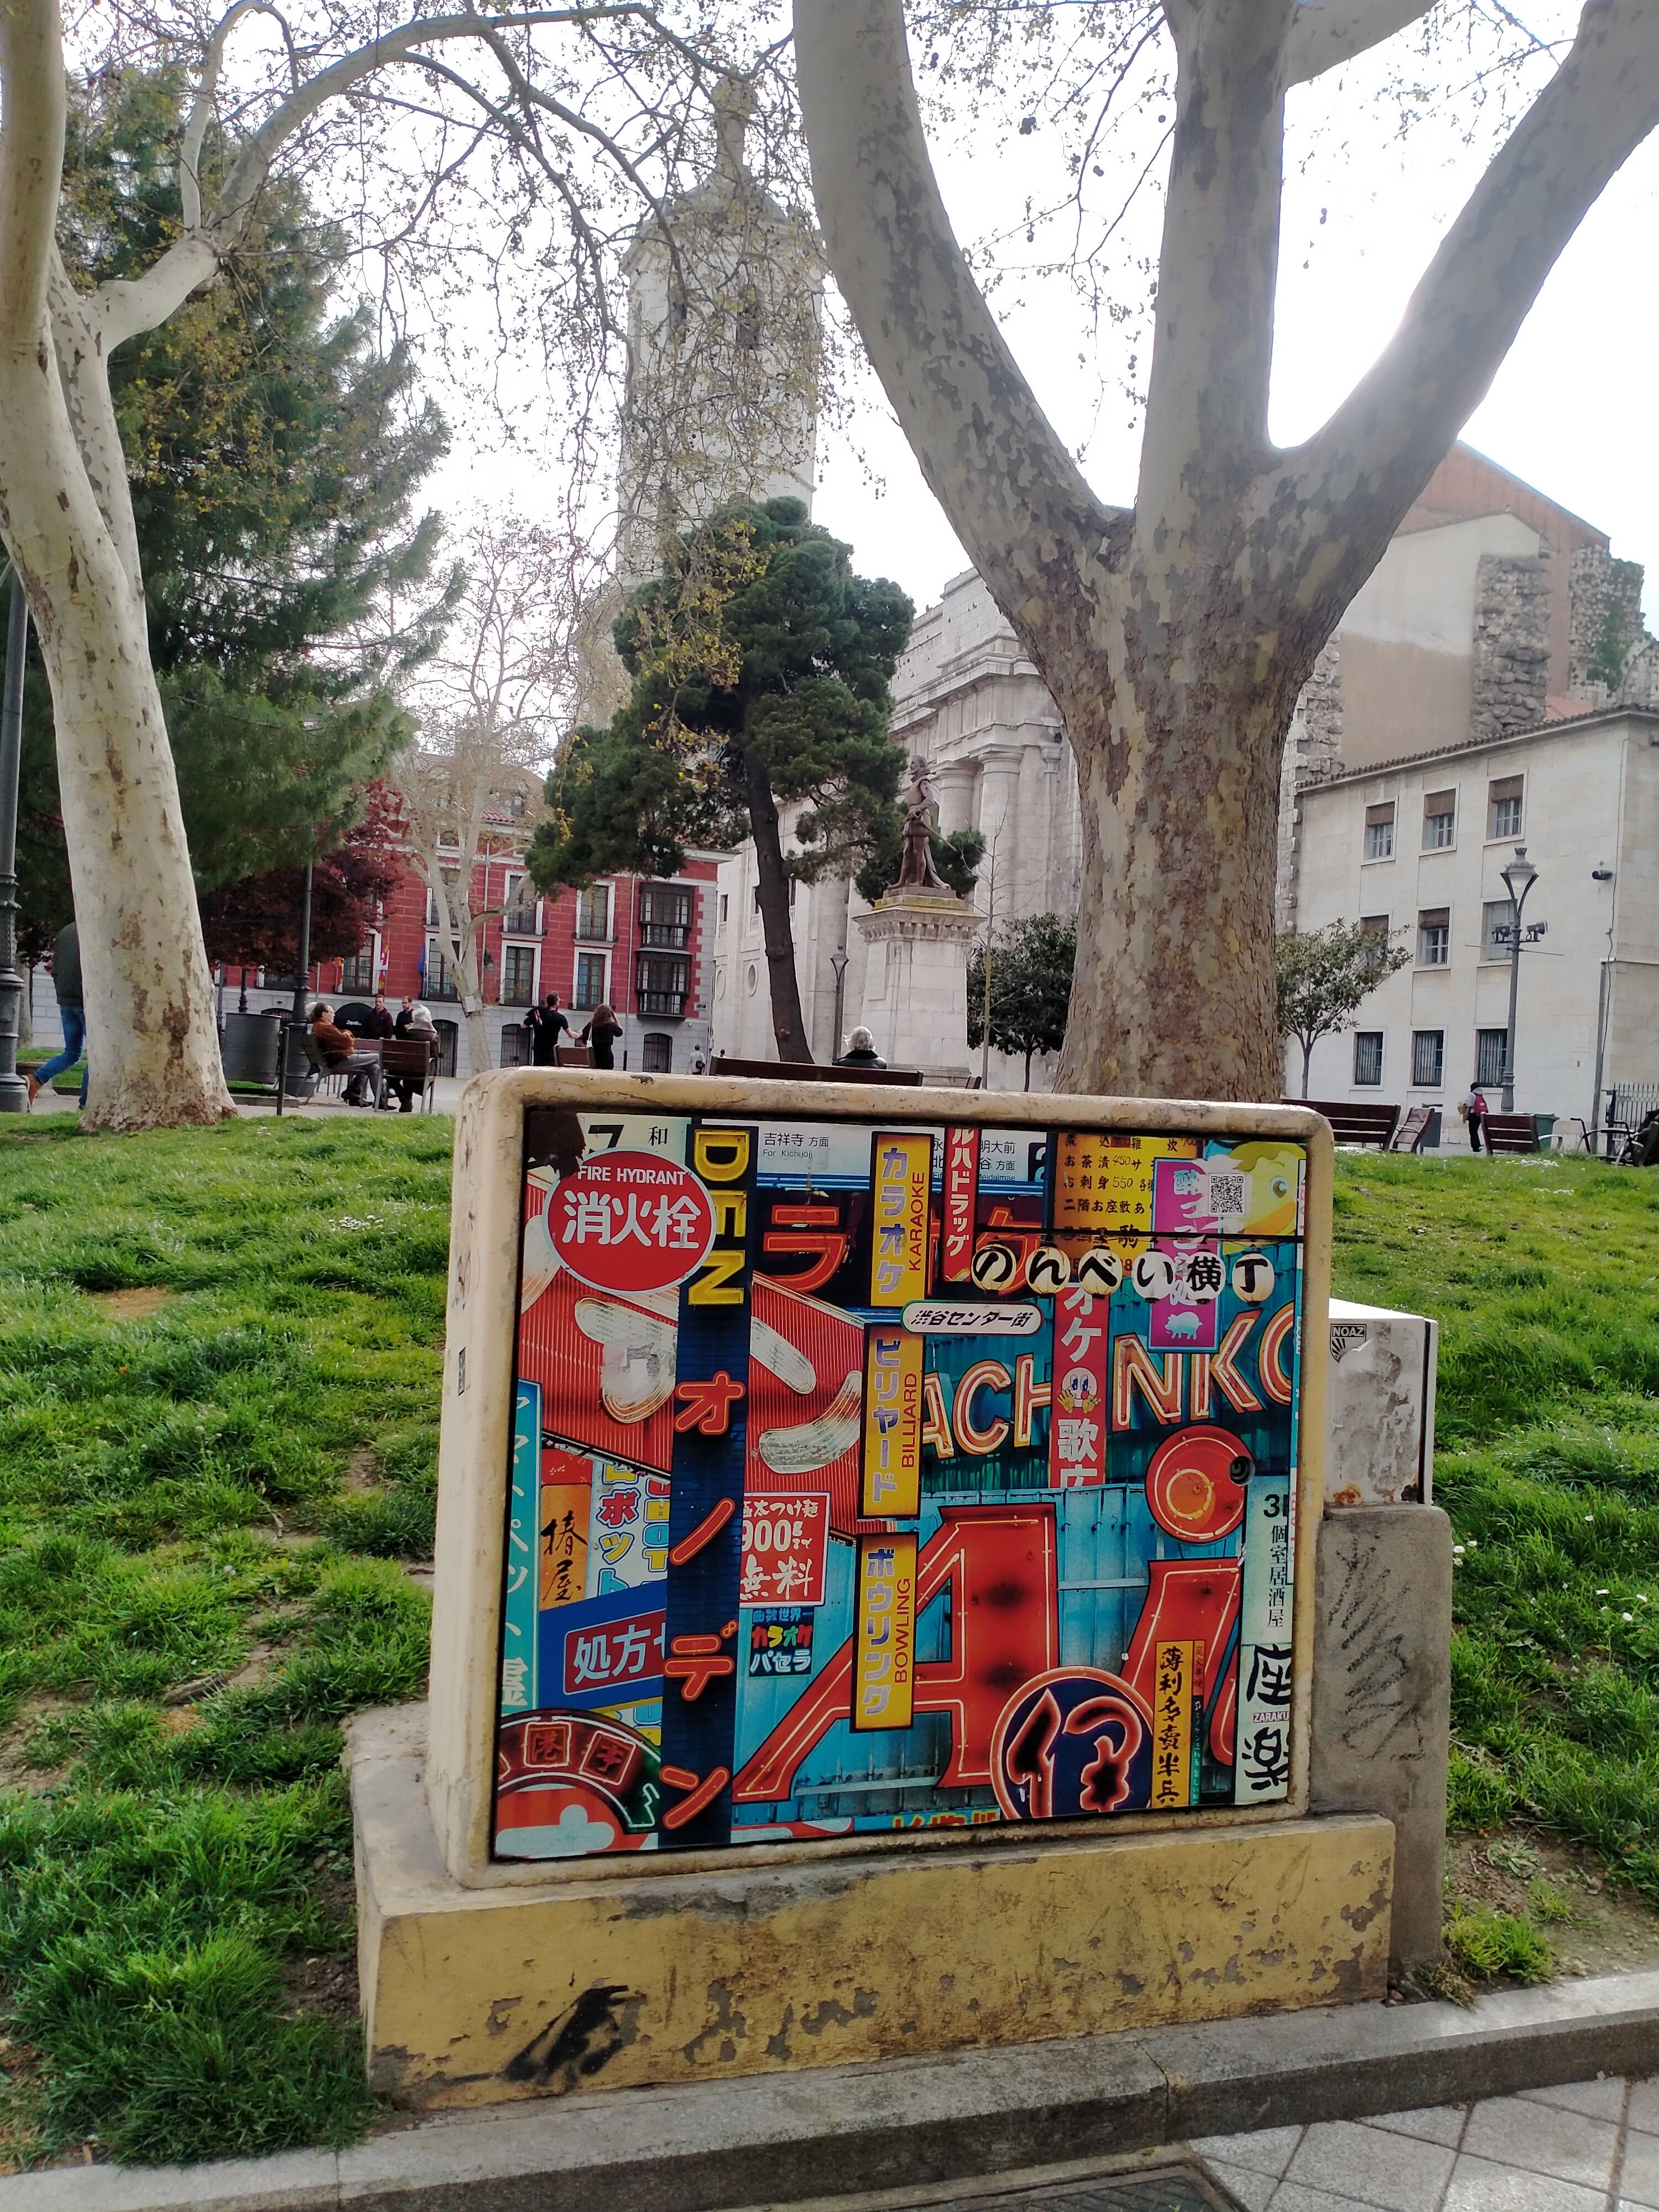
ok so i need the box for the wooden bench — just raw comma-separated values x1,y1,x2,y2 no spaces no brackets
711,1055,924,1087
1283,1099,1401,1148
1481,1112,1541,1155
1388,1104,1434,1154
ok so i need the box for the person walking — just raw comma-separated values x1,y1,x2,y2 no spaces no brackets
27,919,86,1109
524,992,569,1066
1465,1083,1490,1154
836,1026,886,1070
580,1002,623,1070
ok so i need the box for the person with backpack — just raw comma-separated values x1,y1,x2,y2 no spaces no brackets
1464,1084,1490,1153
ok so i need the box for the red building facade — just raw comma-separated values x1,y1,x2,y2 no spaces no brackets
225,800,719,1078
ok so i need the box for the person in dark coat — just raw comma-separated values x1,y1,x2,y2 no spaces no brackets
389,999,436,1113
524,993,570,1066
836,1025,886,1070
580,1003,622,1070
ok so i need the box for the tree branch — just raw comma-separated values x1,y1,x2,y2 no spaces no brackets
180,2,296,232
793,0,1118,665
1284,0,1434,86
97,4,656,349
0,0,66,347
1287,0,1659,619
1134,0,1295,529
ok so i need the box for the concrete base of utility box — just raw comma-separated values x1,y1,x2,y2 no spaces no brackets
347,1705,1395,2112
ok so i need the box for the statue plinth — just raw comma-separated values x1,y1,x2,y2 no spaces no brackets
854,888,982,1082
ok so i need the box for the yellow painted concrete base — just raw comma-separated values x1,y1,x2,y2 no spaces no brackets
349,1705,1394,2112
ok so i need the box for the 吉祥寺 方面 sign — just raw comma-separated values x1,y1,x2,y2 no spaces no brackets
494,1108,1307,1859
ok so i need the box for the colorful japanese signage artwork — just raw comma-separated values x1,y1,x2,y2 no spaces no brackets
493,1108,1308,1859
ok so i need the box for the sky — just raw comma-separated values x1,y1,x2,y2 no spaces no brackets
427,9,1659,631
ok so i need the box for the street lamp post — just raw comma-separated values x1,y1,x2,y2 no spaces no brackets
1498,846,1539,1115
0,576,30,1113
830,946,849,1058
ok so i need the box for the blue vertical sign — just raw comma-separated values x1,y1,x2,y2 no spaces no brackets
503,1381,541,1717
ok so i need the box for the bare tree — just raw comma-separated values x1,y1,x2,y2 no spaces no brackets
0,0,811,1129
793,0,1659,1102
389,513,573,1077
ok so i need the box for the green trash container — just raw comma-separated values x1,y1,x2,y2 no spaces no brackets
1533,1114,1556,1149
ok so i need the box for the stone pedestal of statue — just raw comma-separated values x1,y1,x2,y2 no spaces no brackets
854,889,982,1082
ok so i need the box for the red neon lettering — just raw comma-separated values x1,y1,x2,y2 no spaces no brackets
733,1505,1058,1801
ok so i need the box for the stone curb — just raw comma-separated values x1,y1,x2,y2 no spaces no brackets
4,1972,1656,2212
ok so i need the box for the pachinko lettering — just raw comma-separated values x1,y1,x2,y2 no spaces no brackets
497,1104,1311,1856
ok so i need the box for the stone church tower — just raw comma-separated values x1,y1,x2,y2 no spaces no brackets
572,90,823,728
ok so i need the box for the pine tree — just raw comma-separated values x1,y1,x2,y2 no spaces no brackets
534,499,914,1062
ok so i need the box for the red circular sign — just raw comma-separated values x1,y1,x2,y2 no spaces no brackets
1144,1424,1251,1544
546,1150,716,1296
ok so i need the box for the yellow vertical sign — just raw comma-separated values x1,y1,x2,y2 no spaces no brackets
869,1132,931,1307
862,1325,924,1517
853,1531,917,1731
1149,1639,1202,1810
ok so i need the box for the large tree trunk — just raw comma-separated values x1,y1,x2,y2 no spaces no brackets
0,5,231,1131
0,315,229,1128
33,565,231,1128
743,755,812,1062
1053,639,1301,1103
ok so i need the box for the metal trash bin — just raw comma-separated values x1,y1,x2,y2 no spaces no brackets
221,1011,281,1087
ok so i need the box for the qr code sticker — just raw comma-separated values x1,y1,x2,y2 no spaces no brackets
1206,1171,1246,1218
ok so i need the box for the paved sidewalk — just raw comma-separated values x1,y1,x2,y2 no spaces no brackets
1192,2074,1659,2211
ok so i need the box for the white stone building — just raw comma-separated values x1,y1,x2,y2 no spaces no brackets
1290,708,1659,1140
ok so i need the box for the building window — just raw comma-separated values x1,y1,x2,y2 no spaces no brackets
1360,912,1390,940
575,884,611,942
1364,802,1395,860
1475,1029,1509,1088
1482,899,1516,959
340,938,378,993
639,883,693,948
573,952,608,1009
501,874,540,937
1412,1030,1444,1088
1417,908,1450,966
1488,775,1524,841
424,887,440,928
424,938,462,1001
1422,789,1457,850
636,952,690,1016
641,1034,672,1073
719,893,729,924
1353,1032,1384,1087
500,945,538,1006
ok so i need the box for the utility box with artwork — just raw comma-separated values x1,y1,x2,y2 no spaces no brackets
348,1073,1400,2111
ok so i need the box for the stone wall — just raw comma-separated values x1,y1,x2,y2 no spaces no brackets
1569,546,1647,700
1469,553,1550,742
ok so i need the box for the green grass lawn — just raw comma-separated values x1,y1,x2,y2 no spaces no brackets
0,1127,1656,2168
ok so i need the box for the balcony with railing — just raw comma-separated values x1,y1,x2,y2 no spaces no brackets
635,952,690,1019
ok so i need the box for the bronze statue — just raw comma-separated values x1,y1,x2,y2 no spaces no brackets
895,759,949,892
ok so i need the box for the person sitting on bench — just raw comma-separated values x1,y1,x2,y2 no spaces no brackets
310,1003,369,1105
837,1026,886,1070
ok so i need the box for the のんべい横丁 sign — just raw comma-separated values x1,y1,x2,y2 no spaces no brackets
491,1098,1317,1862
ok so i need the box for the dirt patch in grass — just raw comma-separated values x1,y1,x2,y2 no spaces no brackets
85,1287,178,1320
1449,1830,1659,1979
